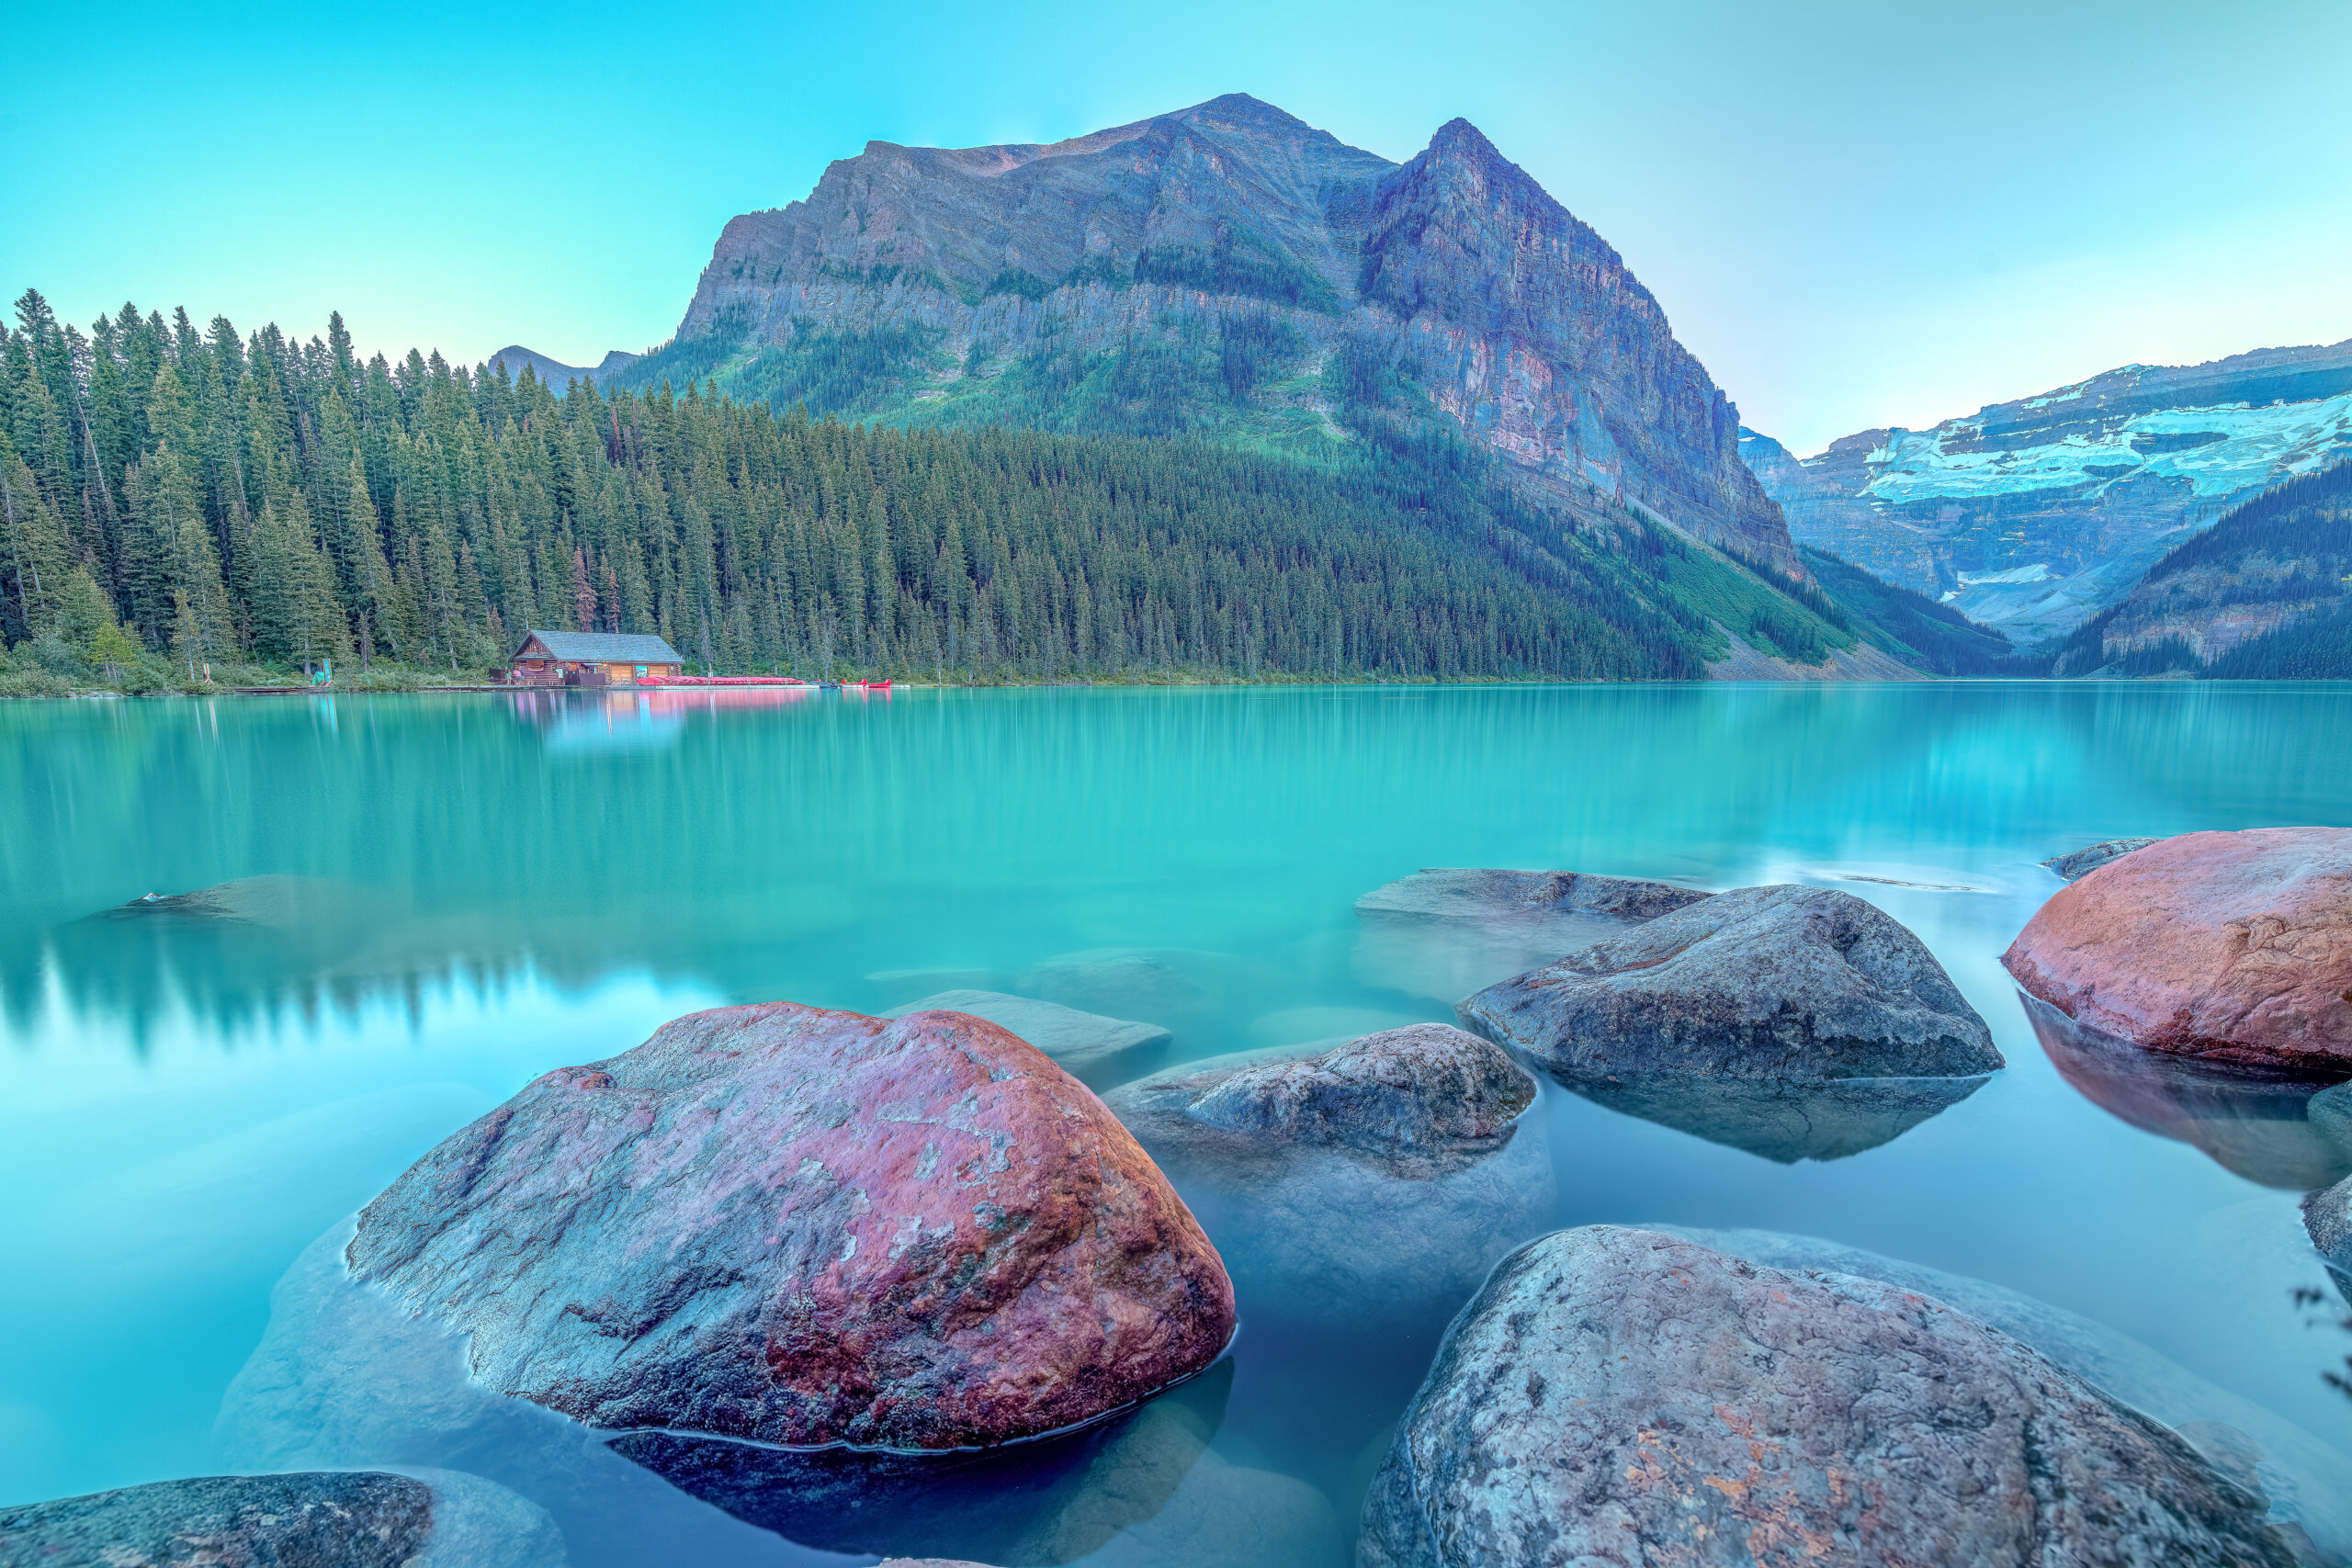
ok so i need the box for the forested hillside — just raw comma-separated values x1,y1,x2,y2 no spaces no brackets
2046,460,2352,679
0,290,1869,690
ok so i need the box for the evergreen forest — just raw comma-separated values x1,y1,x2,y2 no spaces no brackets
0,289,1885,694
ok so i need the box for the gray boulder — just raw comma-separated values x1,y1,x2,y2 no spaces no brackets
0,1468,565,1568
1456,884,2001,1079
1104,1029,1551,1328
1659,1226,2352,1564
2044,837,2163,880
1354,868,1710,922
1361,1226,2301,1568
886,989,1170,1087
1118,1024,1532,1175
2307,1177,2352,1279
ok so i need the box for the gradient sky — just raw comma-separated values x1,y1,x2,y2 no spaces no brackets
7,0,2347,453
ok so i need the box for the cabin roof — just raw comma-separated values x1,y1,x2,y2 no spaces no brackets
516,629,685,664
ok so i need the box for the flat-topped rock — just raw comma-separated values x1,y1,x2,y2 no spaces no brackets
1105,1030,1552,1331
0,1469,565,1568
1361,1226,2300,1568
1117,1024,1532,1170
1458,883,2000,1079
1355,867,1710,922
2004,827,2352,1071
886,989,1170,1086
2044,837,2163,880
346,1001,1234,1450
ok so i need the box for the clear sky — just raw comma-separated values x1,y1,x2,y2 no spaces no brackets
7,0,2347,453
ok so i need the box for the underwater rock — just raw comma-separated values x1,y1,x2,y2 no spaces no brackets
611,1360,1233,1565
1561,1070,1991,1163
1457,884,2000,1078
1016,948,1216,1023
1657,1225,2352,1565
345,1001,1234,1450
1105,1031,1551,1329
2004,827,2352,1072
1107,1025,1532,1176
2043,837,2163,880
0,1468,566,1568
2025,992,2352,1189
886,989,1170,1087
867,967,1016,1008
90,874,363,927
1353,867,1711,922
1361,1226,2301,1568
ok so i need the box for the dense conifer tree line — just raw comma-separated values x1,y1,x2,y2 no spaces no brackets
0,290,1776,685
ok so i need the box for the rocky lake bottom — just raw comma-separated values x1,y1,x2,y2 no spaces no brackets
3,681,2350,1566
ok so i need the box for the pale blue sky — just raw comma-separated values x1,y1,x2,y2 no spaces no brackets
7,0,2347,452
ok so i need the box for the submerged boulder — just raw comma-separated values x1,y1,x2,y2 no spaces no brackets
886,990,1170,1087
2044,837,2163,880
1104,1028,1551,1332
0,1468,564,1568
1113,1024,1532,1174
345,1002,1234,1451
2004,828,2352,1071
1457,884,2000,1079
1354,868,1710,922
1361,1226,2300,1568
1562,1071,1991,1164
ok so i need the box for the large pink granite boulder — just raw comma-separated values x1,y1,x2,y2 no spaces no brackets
2002,829,2352,1071
346,1001,1236,1450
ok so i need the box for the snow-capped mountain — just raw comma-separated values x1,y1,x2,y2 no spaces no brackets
1741,339,2352,639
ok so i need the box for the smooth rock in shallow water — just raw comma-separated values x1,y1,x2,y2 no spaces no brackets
2044,837,2163,880
345,1001,1234,1450
886,989,1170,1086
1017,948,1215,1023
1457,884,2001,1078
1361,1226,2301,1568
1107,1026,1533,1176
2003,827,2352,1071
1658,1225,2352,1564
1563,1070,1991,1163
2024,991,2352,1189
867,966,1015,1008
1353,867,1710,922
0,1468,565,1568
1104,1031,1551,1330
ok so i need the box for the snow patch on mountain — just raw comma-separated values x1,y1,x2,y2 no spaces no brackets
1859,391,2352,505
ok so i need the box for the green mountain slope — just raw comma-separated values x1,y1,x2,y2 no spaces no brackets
1,289,1877,686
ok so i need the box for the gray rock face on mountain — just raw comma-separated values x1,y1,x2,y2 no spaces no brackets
0,1469,565,1568
1355,867,1710,922
1360,1226,2301,1568
667,95,1797,563
2044,837,2162,879
1741,338,2352,637
1456,884,2001,1079
885,988,1170,1086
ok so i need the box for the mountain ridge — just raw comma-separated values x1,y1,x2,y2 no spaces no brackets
620,95,1799,571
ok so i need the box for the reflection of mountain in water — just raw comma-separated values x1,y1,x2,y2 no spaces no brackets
2025,991,2352,1190
1555,1070,1992,1163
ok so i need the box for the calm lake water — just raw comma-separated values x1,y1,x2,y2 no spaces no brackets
4,682,2350,1565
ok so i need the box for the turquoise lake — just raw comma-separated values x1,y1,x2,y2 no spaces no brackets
4,681,2350,1565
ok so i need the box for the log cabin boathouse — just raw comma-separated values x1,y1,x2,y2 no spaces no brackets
510,629,686,686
